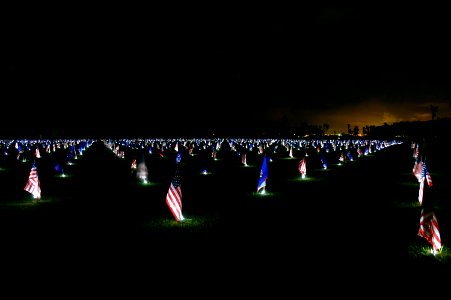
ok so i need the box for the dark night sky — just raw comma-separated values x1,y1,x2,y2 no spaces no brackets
3,4,450,137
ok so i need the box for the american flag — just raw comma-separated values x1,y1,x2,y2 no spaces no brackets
166,163,184,221
417,160,432,205
422,161,433,187
418,208,442,254
24,161,41,199
298,157,306,176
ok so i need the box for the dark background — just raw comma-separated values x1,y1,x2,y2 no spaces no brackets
3,4,450,137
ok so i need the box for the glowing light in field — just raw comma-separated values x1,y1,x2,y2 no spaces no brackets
301,174,306,179
202,169,207,175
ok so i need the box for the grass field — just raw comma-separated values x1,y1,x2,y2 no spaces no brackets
1,137,450,290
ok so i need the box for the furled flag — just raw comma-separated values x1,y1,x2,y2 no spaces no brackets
241,153,247,165
166,159,184,221
24,160,41,199
418,208,442,254
176,150,182,164
298,156,306,177
321,153,327,169
416,160,432,205
257,154,268,192
35,146,40,158
412,159,423,182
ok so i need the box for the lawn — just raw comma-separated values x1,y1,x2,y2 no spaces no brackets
1,137,450,285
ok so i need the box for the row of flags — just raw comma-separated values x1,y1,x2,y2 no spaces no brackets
19,138,444,256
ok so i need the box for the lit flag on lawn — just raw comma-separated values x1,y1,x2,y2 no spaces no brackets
416,160,432,205
257,154,268,192
321,153,327,169
35,146,40,158
298,157,306,176
176,150,182,164
166,162,184,221
418,208,442,254
24,160,41,199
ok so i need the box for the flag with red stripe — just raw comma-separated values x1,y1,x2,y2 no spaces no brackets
418,208,442,253
166,161,184,221
24,160,41,199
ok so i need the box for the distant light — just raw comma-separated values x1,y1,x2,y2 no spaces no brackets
202,170,207,175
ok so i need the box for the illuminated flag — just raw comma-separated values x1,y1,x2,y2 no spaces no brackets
131,159,137,169
257,155,268,192
418,179,425,205
298,157,306,176
166,161,184,221
35,146,40,158
414,145,419,159
241,153,247,165
321,153,327,169
176,150,182,164
422,161,433,187
24,160,41,199
412,160,423,182
418,208,442,254
357,147,363,157
417,160,432,205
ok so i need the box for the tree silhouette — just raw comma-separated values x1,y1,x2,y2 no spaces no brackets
430,105,438,120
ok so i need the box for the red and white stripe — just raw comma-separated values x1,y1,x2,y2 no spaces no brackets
166,182,184,221
418,208,442,253
418,179,424,205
